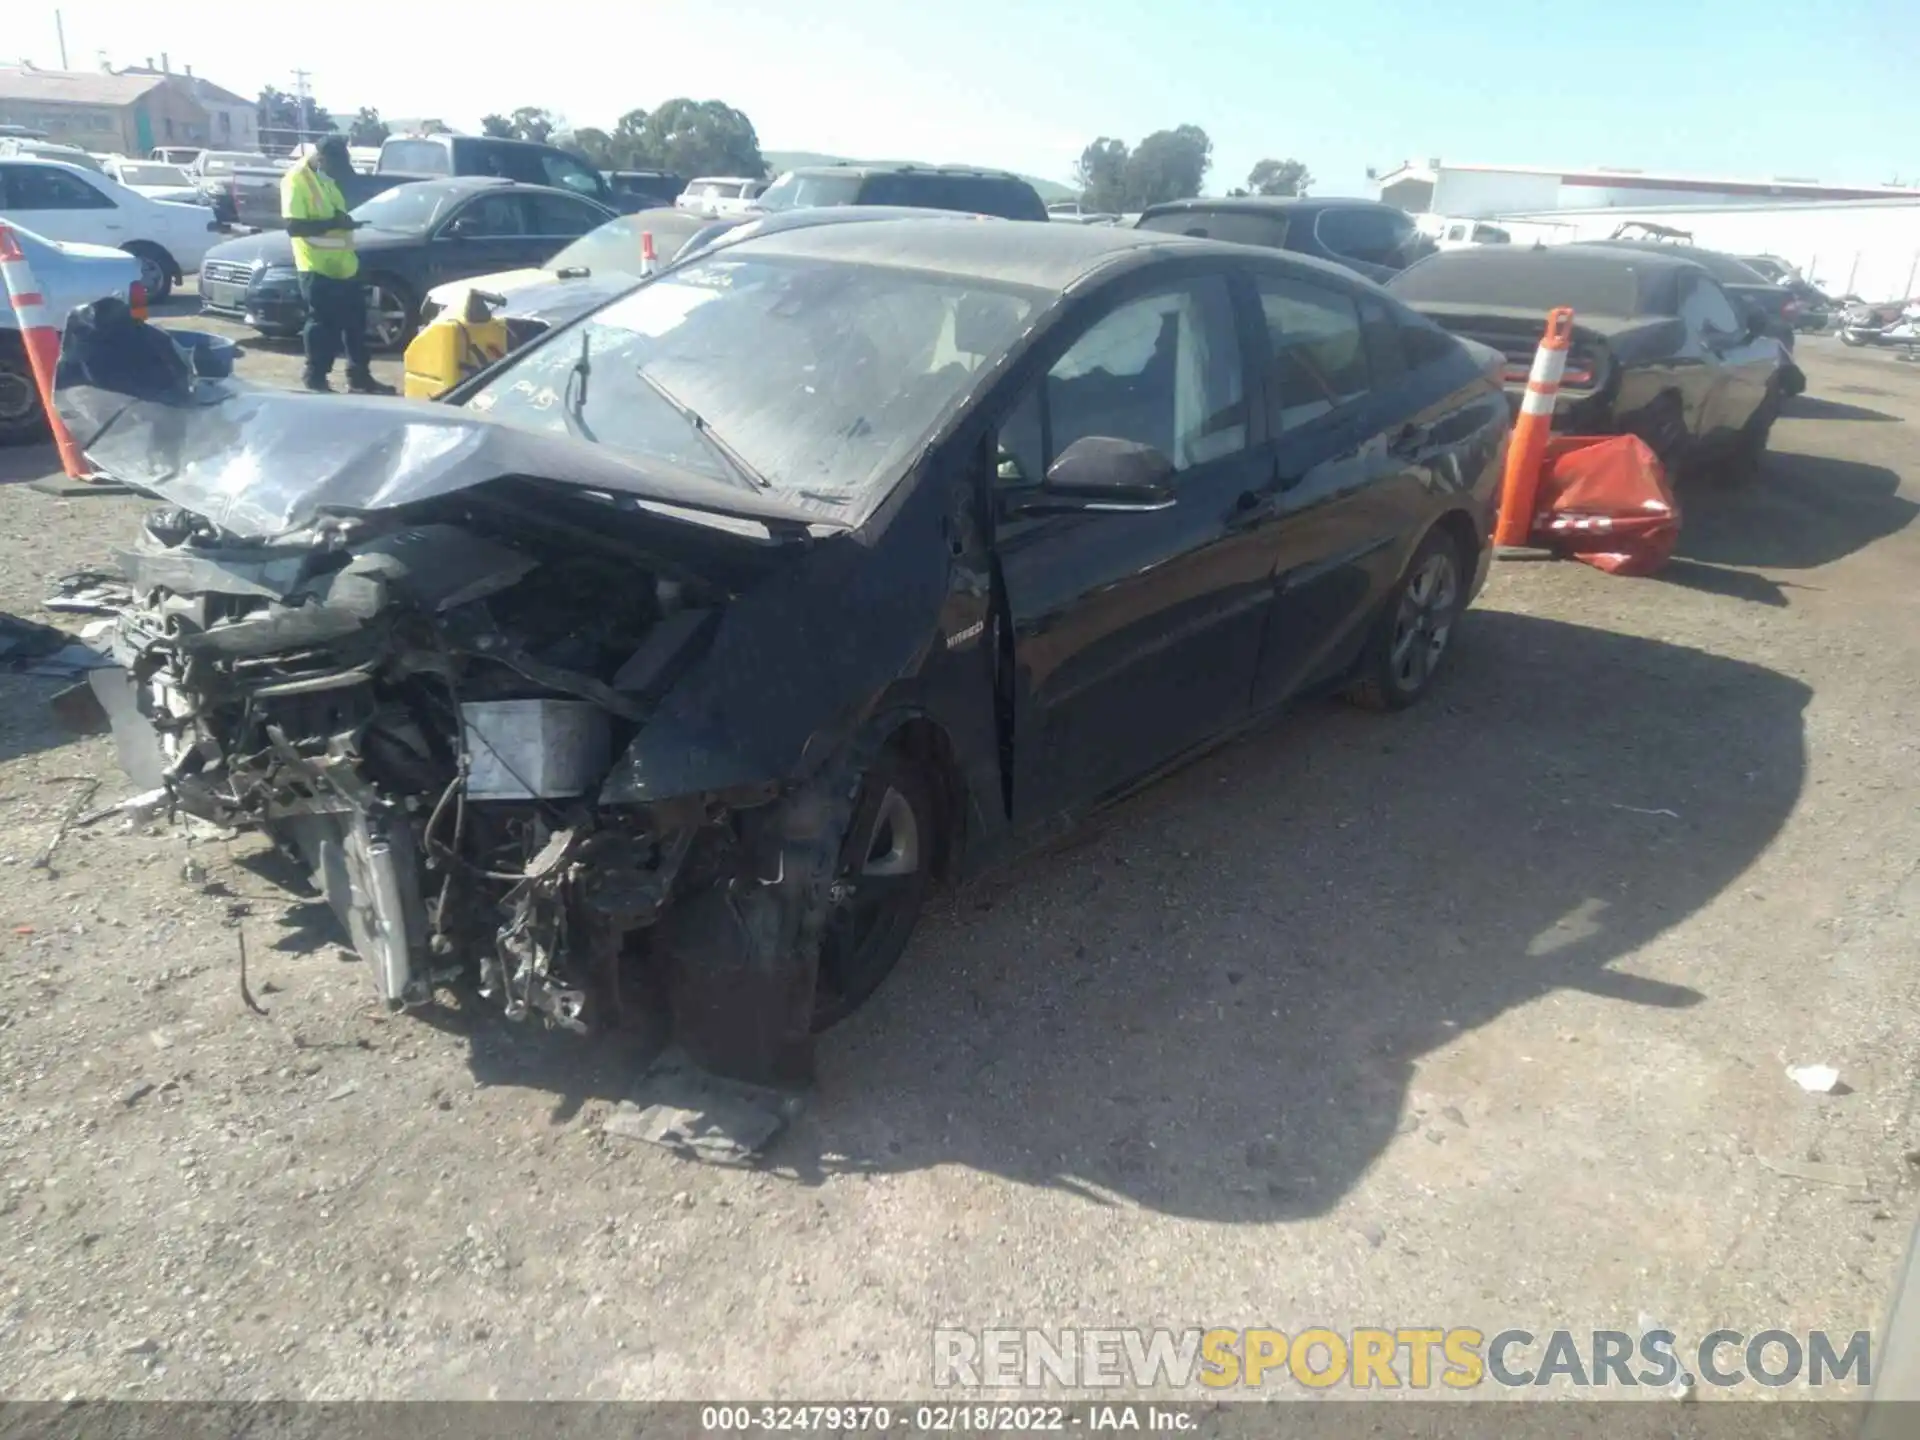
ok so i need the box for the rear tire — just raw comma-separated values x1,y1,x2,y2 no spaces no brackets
0,343,48,446
1344,529,1467,712
1720,388,1780,486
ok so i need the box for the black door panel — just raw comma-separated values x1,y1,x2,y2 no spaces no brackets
994,270,1276,821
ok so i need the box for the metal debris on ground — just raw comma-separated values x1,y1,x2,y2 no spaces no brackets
1755,1153,1869,1189
1787,1063,1843,1094
31,777,101,871
44,570,134,615
604,1056,806,1164
75,786,168,828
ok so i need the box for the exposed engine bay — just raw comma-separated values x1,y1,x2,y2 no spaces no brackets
96,480,830,1082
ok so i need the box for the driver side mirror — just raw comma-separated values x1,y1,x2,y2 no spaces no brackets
1002,436,1176,517
443,213,484,239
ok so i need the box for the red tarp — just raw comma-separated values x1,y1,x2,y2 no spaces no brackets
1531,434,1680,577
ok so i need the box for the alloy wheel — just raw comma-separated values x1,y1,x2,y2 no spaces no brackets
364,285,410,350
137,254,167,298
815,779,925,1026
1389,550,1459,692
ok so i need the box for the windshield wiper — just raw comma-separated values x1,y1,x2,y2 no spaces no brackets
561,330,595,442
635,367,771,491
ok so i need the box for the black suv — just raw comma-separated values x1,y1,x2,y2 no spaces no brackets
1134,196,1430,283
754,163,1049,221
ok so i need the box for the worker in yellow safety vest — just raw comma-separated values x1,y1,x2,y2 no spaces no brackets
280,136,394,395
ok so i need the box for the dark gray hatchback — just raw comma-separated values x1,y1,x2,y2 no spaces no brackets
1136,196,1432,284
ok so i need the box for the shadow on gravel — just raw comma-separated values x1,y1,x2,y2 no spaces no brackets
1785,395,1902,423
1677,450,1918,571
776,610,1811,1222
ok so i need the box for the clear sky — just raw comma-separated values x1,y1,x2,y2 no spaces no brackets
19,0,1919,195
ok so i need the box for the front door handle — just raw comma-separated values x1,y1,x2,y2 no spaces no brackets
1226,490,1277,531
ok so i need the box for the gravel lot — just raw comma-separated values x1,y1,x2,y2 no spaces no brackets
0,295,1916,1401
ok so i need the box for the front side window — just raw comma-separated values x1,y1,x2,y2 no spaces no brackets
444,194,525,238
997,276,1246,484
1257,277,1370,428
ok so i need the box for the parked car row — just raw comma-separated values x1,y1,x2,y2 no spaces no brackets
0,155,220,301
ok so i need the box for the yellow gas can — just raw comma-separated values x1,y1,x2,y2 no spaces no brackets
403,290,509,400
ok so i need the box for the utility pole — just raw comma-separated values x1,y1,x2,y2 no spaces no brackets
292,68,312,144
54,9,68,68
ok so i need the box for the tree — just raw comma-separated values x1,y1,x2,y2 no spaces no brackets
1247,157,1313,197
509,106,557,144
347,107,389,148
1122,125,1211,208
1075,137,1130,213
631,99,766,178
257,85,334,154
569,126,617,168
480,113,516,139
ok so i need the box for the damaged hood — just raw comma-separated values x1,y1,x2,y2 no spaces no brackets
51,312,836,543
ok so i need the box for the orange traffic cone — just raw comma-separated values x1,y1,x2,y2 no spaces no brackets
1494,306,1575,557
640,230,658,277
0,223,94,482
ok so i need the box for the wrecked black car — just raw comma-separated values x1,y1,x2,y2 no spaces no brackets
60,220,1510,1086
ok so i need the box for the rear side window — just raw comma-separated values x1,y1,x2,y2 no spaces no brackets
1315,206,1417,268
859,172,1044,220
1137,210,1291,250
1399,317,1461,369
1358,296,1407,386
523,193,603,237
539,151,605,198
381,139,450,174
1,165,114,210
1256,276,1370,428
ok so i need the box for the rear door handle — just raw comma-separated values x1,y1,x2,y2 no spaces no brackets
1226,489,1277,531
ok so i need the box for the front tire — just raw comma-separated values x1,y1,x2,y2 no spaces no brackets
811,748,936,1031
122,243,174,303
1344,529,1466,712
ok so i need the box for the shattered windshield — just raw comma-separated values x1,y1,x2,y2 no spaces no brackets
467,254,1037,505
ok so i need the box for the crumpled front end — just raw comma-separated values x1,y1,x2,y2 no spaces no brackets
96,491,819,1081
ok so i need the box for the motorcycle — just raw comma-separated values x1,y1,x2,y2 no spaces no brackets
1838,299,1920,350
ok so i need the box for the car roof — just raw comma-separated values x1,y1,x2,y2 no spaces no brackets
785,162,1033,183
1139,195,1399,219
1393,241,1702,318
1577,239,1771,285
705,215,1253,290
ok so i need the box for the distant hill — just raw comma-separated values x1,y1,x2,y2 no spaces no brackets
762,150,1076,203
